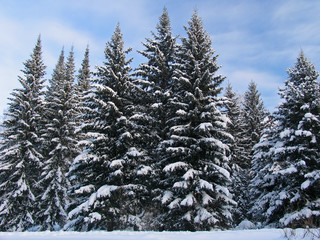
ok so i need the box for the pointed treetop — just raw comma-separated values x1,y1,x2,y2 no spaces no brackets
50,48,65,88
66,47,76,82
287,50,319,86
22,35,46,79
104,23,132,68
185,9,209,45
156,7,172,36
78,46,90,92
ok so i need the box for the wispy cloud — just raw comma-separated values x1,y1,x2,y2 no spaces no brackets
0,0,319,114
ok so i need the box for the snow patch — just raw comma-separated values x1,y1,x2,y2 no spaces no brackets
163,162,188,172
75,185,95,194
236,219,256,230
180,193,196,206
137,165,152,175
127,147,142,157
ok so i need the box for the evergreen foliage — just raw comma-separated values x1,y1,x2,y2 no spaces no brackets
1,11,319,232
135,8,178,228
224,84,250,224
77,46,91,93
243,81,268,153
0,37,46,231
38,48,79,230
157,11,235,231
67,24,152,231
249,52,320,228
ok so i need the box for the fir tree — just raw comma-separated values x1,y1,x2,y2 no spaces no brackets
77,46,91,94
136,7,177,139
243,81,268,152
224,84,250,224
67,24,152,231
0,37,46,231
157,11,235,231
38,48,79,231
135,8,178,228
249,52,320,228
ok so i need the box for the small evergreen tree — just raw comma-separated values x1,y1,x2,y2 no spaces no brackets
38,48,79,230
157,11,235,231
0,37,46,231
249,52,320,228
243,81,268,151
77,46,91,94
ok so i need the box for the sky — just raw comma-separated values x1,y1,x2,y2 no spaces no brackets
0,0,320,115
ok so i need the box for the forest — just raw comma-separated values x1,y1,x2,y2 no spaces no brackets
0,9,319,232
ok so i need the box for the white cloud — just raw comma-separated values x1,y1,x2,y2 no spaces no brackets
0,11,102,114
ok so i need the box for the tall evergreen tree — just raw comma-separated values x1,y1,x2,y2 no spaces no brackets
38,48,79,230
67,24,152,231
135,8,178,228
0,37,46,231
224,84,249,224
157,11,235,231
136,7,177,140
67,46,92,214
249,52,320,228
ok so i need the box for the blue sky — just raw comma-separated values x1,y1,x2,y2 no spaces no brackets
0,0,320,114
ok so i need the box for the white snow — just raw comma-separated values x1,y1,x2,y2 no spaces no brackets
75,185,95,194
137,166,152,175
127,147,142,157
301,180,311,190
278,166,297,175
199,179,214,191
163,162,188,172
183,169,198,180
176,109,187,115
110,159,124,168
0,229,310,240
236,220,256,230
161,191,173,204
180,193,196,206
197,122,213,132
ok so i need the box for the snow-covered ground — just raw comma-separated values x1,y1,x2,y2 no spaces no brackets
0,229,317,240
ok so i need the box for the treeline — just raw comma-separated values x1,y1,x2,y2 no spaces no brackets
0,9,319,232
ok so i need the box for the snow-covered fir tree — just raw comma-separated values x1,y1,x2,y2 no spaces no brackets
0,37,46,231
249,51,320,228
136,7,177,140
74,46,91,141
157,11,235,231
66,46,92,214
67,24,153,231
243,81,268,154
224,84,250,225
135,8,178,228
38,48,79,231
77,46,91,94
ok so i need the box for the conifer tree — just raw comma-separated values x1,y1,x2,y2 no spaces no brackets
135,8,178,228
157,11,235,231
67,24,152,231
0,37,46,231
224,84,250,224
136,7,177,140
38,48,79,231
67,46,91,213
249,52,320,228
243,81,268,152
77,46,91,94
